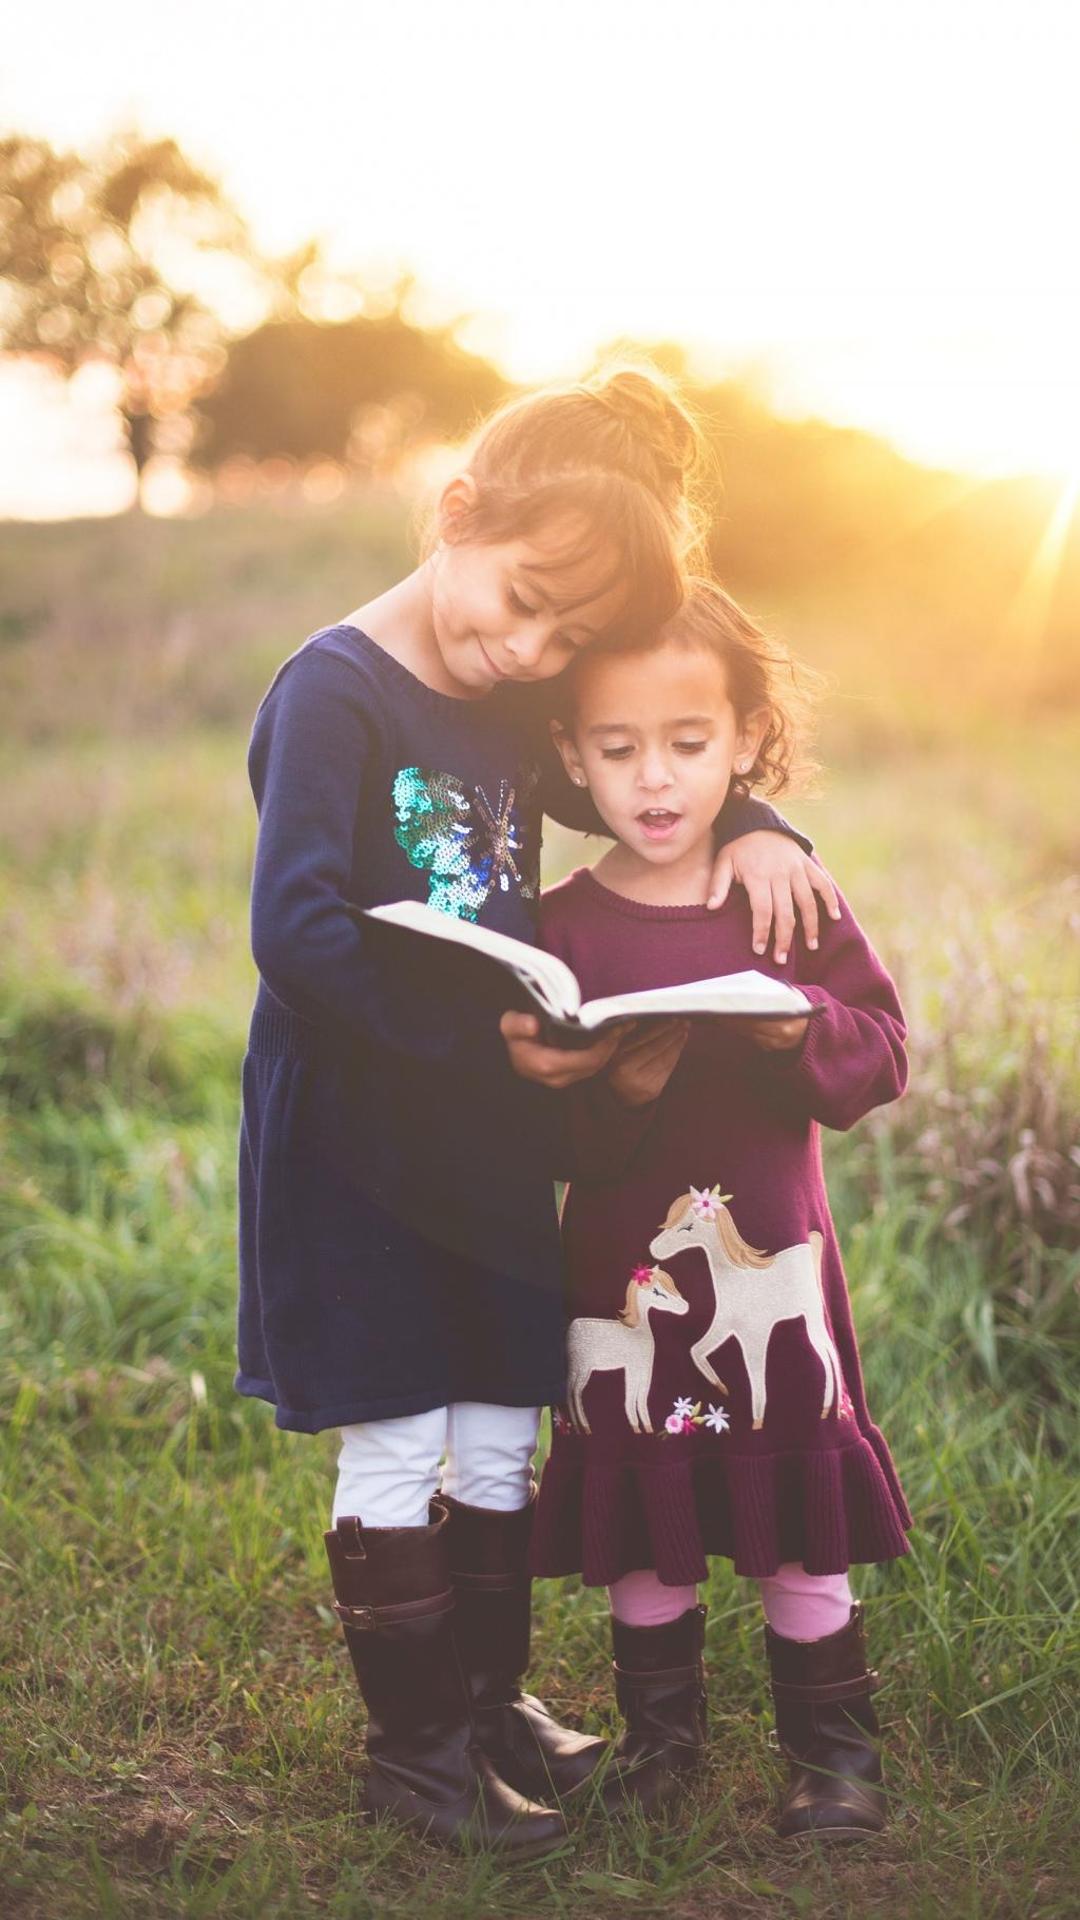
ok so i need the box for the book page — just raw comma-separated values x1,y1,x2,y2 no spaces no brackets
576,969,814,1031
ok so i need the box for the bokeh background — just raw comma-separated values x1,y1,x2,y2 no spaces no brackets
2,5,1078,1917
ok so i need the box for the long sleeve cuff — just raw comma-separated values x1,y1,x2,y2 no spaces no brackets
757,983,907,1132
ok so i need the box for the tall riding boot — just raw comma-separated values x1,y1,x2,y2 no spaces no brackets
442,1487,608,1801
765,1603,886,1842
324,1497,565,1857
602,1605,709,1814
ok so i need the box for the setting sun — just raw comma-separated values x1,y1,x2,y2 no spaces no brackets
4,0,1080,515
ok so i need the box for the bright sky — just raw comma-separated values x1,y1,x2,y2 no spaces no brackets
4,0,1080,515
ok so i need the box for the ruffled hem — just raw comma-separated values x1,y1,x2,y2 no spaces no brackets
529,1427,912,1584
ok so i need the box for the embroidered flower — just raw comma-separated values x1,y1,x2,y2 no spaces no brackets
552,1405,572,1434
662,1392,730,1438
689,1184,719,1220
663,1396,703,1436
630,1264,654,1286
688,1182,734,1220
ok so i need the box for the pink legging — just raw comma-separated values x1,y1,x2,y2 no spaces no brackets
609,1564,853,1641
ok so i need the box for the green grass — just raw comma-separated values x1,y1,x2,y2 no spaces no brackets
1,501,1078,1916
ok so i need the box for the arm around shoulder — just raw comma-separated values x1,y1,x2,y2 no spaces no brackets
715,787,814,855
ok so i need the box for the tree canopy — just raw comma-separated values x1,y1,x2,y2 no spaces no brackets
191,310,507,471
0,131,257,493
1,130,510,494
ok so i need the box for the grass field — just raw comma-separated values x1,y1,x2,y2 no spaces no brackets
1,500,1078,1918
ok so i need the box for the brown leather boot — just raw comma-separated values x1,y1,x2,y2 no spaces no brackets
600,1605,709,1814
765,1603,886,1843
442,1487,609,1801
324,1497,566,1858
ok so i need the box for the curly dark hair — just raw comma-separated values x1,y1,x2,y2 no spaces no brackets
553,575,823,799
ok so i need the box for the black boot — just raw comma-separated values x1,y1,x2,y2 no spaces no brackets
765,1603,886,1842
324,1497,566,1857
442,1487,609,1801
601,1605,709,1814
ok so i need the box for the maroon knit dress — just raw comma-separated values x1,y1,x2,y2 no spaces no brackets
529,866,913,1586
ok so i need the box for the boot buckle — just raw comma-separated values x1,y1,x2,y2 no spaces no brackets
332,1590,456,1631
333,1600,376,1629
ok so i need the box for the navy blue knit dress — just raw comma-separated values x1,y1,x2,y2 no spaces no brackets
236,624,807,1433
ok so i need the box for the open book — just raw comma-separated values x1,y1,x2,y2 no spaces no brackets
350,898,818,1048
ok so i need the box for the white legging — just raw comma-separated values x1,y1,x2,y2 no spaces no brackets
333,1401,541,1527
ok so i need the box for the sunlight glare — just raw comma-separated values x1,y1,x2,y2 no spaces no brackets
996,470,1080,689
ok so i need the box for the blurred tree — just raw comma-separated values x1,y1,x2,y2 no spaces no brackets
0,130,260,503
693,379,952,583
191,304,508,472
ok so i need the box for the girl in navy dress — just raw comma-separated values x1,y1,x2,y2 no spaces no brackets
237,369,836,1854
531,579,911,1842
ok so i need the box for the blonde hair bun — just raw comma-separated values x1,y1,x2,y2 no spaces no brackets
584,364,703,494
427,359,710,635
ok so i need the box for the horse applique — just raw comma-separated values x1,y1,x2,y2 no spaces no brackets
567,1267,688,1435
649,1187,842,1430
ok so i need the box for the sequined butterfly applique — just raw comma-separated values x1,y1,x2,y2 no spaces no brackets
392,764,540,920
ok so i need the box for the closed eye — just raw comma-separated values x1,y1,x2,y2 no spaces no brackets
509,585,582,651
599,745,634,760
674,740,708,754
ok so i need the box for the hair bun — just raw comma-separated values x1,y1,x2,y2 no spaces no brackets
585,364,702,489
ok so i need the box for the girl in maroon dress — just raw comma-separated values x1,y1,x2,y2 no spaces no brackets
529,580,912,1841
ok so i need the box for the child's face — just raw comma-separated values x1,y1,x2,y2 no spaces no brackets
431,488,626,694
554,642,766,868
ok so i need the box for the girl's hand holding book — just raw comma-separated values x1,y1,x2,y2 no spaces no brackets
736,1013,813,1052
606,1018,691,1107
499,1010,631,1089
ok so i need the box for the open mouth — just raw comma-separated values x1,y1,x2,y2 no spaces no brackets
636,808,682,838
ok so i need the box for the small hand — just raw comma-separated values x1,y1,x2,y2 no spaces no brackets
607,1018,691,1107
499,1010,632,1089
733,1014,811,1052
707,832,840,963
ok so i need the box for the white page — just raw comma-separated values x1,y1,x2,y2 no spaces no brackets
577,969,813,1031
